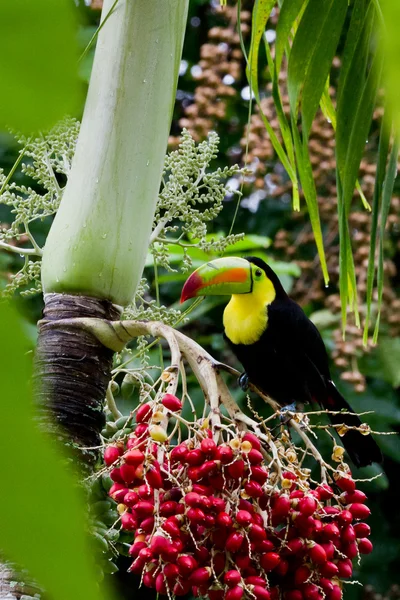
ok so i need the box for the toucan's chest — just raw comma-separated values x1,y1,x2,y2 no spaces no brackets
223,282,275,345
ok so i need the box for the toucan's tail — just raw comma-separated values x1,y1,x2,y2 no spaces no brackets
323,382,382,468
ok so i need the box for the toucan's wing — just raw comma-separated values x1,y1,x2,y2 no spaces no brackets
265,297,331,389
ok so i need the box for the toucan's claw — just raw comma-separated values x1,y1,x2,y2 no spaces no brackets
279,401,298,423
238,372,250,392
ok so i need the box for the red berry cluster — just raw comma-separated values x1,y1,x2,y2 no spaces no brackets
104,397,372,600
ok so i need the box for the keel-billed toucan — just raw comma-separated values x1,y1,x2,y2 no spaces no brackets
181,256,382,468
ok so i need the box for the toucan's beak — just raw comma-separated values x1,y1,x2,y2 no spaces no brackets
180,257,252,303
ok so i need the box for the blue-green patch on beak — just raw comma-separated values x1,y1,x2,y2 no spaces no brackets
180,257,252,302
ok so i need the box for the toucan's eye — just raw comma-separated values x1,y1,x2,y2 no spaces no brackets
255,268,263,278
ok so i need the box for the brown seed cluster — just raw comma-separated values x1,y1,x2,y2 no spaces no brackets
169,6,250,147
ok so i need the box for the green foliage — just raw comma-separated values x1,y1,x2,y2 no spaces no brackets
0,302,114,600
0,0,80,132
151,129,245,271
243,0,399,336
0,118,80,296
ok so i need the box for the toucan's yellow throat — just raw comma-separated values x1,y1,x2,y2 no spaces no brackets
181,256,277,345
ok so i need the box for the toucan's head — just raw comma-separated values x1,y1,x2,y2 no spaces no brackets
180,256,286,303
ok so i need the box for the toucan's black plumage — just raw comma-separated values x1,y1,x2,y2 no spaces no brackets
224,257,382,468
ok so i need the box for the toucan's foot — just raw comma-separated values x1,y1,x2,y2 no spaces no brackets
238,372,250,392
279,401,298,423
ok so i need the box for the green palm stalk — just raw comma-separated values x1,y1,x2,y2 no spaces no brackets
35,0,189,468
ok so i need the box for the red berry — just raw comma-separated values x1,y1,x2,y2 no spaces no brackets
146,467,163,489
128,541,147,557
249,524,267,542
226,586,244,600
275,559,289,577
142,570,156,588
236,510,253,527
200,438,217,455
248,449,264,464
224,570,242,587
177,554,198,576
344,489,367,503
319,578,333,594
250,466,269,484
150,535,170,556
124,448,145,466
329,586,342,600
160,500,178,517
322,523,340,540
189,567,211,586
302,583,321,600
294,565,310,585
273,494,291,517
309,543,327,564
121,512,137,531
216,445,234,464
185,492,201,507
336,476,356,493
155,572,167,595
337,510,353,524
173,580,192,597
286,537,305,555
187,449,205,466
217,511,233,528
104,445,121,466
128,556,146,574
354,522,371,538
245,577,266,587
137,484,153,500
192,483,213,496
134,501,154,517
162,518,180,538
320,541,335,560
163,563,179,579
110,468,123,483
171,443,188,463
161,394,182,411
349,503,371,520
187,507,205,524
140,517,155,533
198,460,219,478
260,552,280,572
341,524,356,544
244,480,263,498
251,587,271,600
282,470,297,481
343,541,358,559
228,459,245,479
337,558,352,578
226,532,244,553
136,403,152,423
316,484,334,500
358,537,373,554
319,561,339,577
298,496,317,516
243,432,261,451
210,496,226,512
109,483,129,503
256,540,274,553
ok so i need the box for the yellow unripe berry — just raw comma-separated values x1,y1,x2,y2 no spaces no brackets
149,424,168,443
